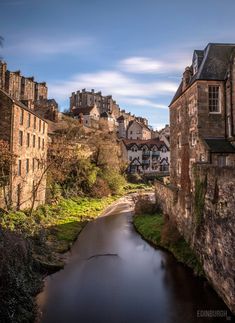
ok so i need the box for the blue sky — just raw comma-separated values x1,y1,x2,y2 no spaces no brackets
1,0,235,129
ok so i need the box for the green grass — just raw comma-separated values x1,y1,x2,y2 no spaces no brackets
0,196,119,262
123,183,154,194
133,214,204,276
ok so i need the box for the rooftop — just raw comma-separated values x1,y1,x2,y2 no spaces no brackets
170,43,235,105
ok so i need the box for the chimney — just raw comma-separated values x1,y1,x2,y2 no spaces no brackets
182,66,192,91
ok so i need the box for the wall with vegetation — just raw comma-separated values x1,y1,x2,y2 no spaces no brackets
155,165,235,314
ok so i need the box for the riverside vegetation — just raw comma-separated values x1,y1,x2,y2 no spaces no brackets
0,121,153,322
133,195,204,277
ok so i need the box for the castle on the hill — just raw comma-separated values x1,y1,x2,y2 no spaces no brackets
69,88,150,138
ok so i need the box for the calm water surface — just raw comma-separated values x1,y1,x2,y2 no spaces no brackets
38,198,233,323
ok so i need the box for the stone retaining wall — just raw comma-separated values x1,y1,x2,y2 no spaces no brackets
155,165,235,313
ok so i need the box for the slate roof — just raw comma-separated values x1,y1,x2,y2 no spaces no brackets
204,138,235,153
72,106,95,116
100,111,109,118
170,43,235,105
122,138,168,150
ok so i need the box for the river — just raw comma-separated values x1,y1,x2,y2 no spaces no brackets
37,196,233,323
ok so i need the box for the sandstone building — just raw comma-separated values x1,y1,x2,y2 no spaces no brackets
69,88,151,138
70,89,121,118
127,120,152,140
170,43,235,190
0,60,58,122
0,89,48,210
155,43,235,313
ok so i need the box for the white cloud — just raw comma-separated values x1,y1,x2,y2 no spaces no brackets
48,70,178,101
120,98,168,110
4,35,93,56
119,56,188,74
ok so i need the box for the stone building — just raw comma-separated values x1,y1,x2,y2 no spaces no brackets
73,105,100,128
154,43,235,313
122,138,169,174
70,89,120,117
127,120,152,140
0,60,57,122
152,124,170,148
0,89,48,210
170,43,235,190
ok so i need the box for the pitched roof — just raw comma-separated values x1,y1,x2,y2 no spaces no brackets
127,119,151,132
204,138,235,153
122,138,168,150
170,43,235,105
72,106,96,116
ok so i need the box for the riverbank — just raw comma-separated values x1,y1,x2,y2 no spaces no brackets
0,185,152,322
133,213,204,276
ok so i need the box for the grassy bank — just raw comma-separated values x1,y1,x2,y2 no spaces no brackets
0,195,123,322
1,196,120,265
133,213,204,276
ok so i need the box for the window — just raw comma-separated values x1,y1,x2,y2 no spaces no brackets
33,135,36,148
26,159,29,174
19,131,23,146
209,86,220,112
188,97,195,115
18,160,21,176
218,155,227,167
27,133,30,147
177,134,181,149
27,113,31,128
43,122,45,134
20,109,24,125
38,137,41,149
177,160,181,175
42,139,45,150
34,116,36,129
129,156,132,161
39,120,42,132
177,108,181,123
32,158,35,171
190,131,196,146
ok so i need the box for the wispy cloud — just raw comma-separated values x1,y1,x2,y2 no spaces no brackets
4,34,93,56
119,56,188,74
120,98,168,109
48,70,178,101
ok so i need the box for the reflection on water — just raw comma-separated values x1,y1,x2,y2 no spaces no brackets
38,202,233,323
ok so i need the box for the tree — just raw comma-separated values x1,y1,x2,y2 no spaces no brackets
0,140,16,211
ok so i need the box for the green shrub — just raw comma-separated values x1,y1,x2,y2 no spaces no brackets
102,170,126,195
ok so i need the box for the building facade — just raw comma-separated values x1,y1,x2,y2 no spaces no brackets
122,138,170,174
0,60,57,122
154,43,235,313
70,89,121,117
0,89,48,210
127,120,152,140
170,43,235,191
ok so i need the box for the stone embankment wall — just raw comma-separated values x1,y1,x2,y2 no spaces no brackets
155,165,235,314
